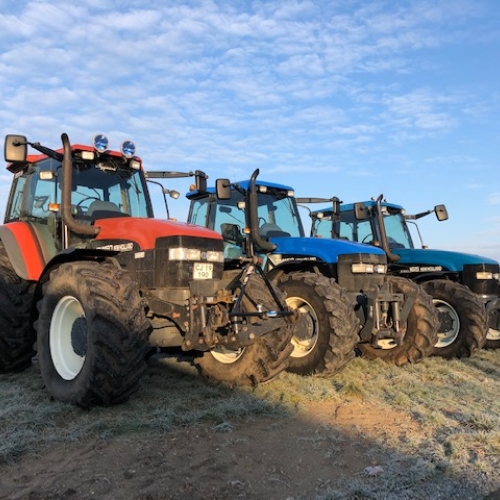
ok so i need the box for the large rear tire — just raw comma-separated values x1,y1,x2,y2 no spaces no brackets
421,279,487,358
0,242,35,373
357,277,438,365
195,274,293,386
277,273,359,376
36,260,151,407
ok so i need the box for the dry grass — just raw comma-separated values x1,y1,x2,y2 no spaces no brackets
2,349,500,499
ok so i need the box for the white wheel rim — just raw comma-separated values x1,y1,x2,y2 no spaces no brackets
433,298,460,348
210,346,245,364
376,339,398,350
50,295,86,380
286,296,318,358
487,327,500,341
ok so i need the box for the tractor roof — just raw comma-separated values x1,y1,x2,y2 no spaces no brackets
312,199,405,215
186,178,294,199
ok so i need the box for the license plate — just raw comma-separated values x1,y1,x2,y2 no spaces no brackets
193,263,213,280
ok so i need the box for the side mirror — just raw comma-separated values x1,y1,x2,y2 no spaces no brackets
435,204,448,221
216,178,231,200
354,202,369,220
4,134,27,163
194,170,207,193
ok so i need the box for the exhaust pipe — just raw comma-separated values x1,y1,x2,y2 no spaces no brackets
375,194,400,262
248,169,276,253
61,133,99,237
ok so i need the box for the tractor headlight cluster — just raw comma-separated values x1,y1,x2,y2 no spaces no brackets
476,271,500,280
168,247,224,263
92,134,136,159
93,134,109,152
121,140,136,158
351,263,387,274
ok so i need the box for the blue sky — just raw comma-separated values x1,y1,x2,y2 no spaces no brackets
0,0,499,262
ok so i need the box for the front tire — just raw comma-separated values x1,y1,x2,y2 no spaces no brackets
277,273,359,376
0,242,35,373
195,274,293,386
421,280,487,358
36,260,151,407
485,298,500,349
358,277,438,365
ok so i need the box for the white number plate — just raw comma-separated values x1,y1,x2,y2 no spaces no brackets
193,263,213,280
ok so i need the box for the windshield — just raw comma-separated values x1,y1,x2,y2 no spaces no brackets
5,156,151,223
188,186,304,257
314,207,414,249
379,212,414,249
190,188,304,237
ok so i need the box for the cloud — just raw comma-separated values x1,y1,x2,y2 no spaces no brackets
488,193,500,205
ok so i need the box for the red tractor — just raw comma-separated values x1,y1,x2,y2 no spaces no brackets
0,133,294,407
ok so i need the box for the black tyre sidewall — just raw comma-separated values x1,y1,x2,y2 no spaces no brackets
278,273,358,376
37,267,99,404
280,278,332,373
196,274,293,385
421,279,487,358
37,261,150,406
358,277,438,365
0,242,35,373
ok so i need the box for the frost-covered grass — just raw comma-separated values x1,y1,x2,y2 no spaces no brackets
2,349,500,498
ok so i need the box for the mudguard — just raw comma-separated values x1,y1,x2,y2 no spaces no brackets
0,223,45,281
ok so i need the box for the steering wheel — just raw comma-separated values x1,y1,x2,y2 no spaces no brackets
34,196,49,211
76,196,101,211
362,234,373,244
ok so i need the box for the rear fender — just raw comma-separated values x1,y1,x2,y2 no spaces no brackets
0,223,46,281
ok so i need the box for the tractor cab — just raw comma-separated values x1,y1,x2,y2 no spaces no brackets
311,199,416,251
309,195,499,356
4,134,152,256
188,178,303,260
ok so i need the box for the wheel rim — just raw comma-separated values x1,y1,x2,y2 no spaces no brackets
286,296,318,358
376,339,398,350
50,295,87,380
433,298,460,348
487,327,500,341
210,346,245,364
486,301,500,341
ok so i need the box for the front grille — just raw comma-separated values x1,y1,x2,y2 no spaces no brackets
154,235,224,288
337,253,386,292
463,263,500,296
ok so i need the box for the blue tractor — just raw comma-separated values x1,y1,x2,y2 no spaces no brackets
187,171,439,376
308,195,496,358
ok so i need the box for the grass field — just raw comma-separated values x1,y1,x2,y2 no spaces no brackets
1,349,500,499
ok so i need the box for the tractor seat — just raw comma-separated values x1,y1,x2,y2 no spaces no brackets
87,200,126,220
259,223,290,239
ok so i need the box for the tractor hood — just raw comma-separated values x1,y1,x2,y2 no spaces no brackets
95,217,222,251
269,236,386,262
391,247,498,272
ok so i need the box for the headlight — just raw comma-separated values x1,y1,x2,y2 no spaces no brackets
121,140,136,158
351,263,387,274
93,134,109,152
476,271,500,280
168,247,224,262
169,248,201,261
206,251,225,263
129,159,141,170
